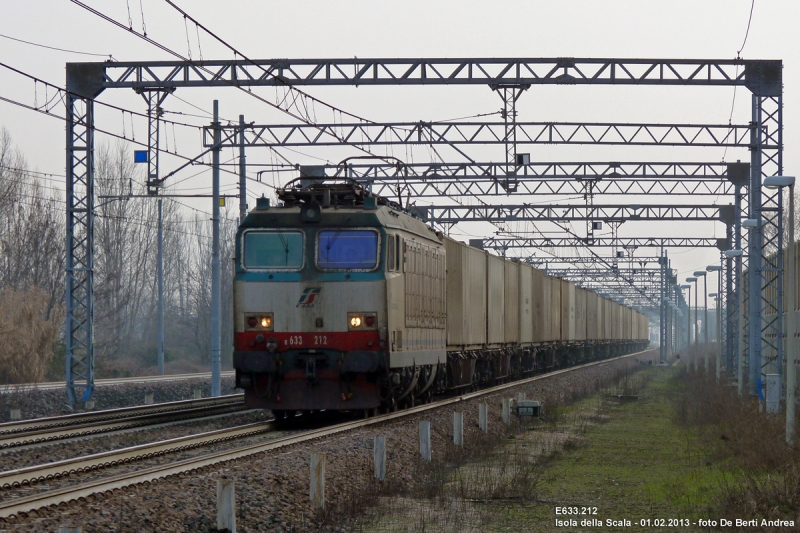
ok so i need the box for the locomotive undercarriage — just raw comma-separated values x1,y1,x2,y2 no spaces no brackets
237,340,650,419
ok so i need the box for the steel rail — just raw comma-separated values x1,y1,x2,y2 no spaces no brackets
0,404,247,450
3,371,235,393
0,421,276,489
0,395,243,436
0,348,656,520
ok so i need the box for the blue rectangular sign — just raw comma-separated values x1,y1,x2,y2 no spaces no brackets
134,150,148,163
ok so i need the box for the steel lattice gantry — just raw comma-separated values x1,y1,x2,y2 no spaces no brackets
64,57,782,405
416,204,721,223
203,121,752,149
479,236,724,249
278,161,737,197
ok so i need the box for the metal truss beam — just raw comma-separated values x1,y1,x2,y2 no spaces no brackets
524,256,663,266
87,58,778,90
424,204,721,223
65,94,95,406
205,121,752,149
294,161,734,197
478,236,720,249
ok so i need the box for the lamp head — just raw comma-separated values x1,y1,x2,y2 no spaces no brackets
706,265,722,272
693,271,707,277
686,277,697,282
709,292,718,297
743,218,762,229
763,175,796,189
680,284,690,289
725,249,744,258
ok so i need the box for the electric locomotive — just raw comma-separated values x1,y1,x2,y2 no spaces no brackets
233,179,445,417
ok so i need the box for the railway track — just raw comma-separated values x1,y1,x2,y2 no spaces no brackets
0,395,244,449
1,371,236,393
0,348,656,520
0,420,277,489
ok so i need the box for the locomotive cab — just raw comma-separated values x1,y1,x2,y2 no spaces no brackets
233,180,445,415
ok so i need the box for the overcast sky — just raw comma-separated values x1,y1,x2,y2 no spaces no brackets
1,0,799,309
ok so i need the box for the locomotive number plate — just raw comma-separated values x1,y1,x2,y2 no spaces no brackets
285,335,303,346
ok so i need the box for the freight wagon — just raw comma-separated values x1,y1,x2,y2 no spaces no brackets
232,180,649,416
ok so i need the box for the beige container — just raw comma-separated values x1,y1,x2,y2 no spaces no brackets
548,275,562,342
586,291,599,341
561,279,576,341
613,302,623,340
624,307,632,340
487,254,506,346
532,268,545,342
605,298,613,340
504,260,520,344
445,237,487,349
575,288,587,341
518,263,534,344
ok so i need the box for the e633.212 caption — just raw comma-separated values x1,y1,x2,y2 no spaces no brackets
555,507,598,516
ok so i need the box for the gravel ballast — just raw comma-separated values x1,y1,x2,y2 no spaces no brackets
1,351,658,532
0,377,238,423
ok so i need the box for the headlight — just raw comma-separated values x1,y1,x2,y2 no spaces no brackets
245,313,273,331
348,312,377,331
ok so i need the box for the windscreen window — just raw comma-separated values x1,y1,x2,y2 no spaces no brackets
243,231,304,269
317,230,379,270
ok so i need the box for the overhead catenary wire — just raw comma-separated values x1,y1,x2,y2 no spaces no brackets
69,0,402,169
0,32,112,58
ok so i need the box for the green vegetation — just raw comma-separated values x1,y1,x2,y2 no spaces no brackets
358,367,732,533
498,367,721,532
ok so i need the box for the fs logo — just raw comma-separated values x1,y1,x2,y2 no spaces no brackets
296,287,322,308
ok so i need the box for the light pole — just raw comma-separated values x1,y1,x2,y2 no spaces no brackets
743,218,764,398
694,271,709,373
687,276,698,369
708,264,723,378
764,175,796,444
709,292,720,379
681,284,691,358
725,249,745,395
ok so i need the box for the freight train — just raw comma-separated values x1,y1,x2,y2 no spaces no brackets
232,180,649,418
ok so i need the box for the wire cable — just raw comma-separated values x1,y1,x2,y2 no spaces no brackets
0,32,112,58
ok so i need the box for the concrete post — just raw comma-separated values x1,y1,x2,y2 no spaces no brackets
85,400,95,410
453,412,464,447
374,436,386,480
310,453,325,510
517,392,526,403
766,374,780,413
216,478,236,533
57,527,82,533
157,197,164,375
210,100,221,397
144,392,154,405
194,387,202,400
419,421,431,461
478,403,488,432
9,408,20,421
502,398,511,425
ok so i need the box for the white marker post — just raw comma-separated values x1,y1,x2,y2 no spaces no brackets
216,478,236,533
420,421,431,461
478,403,488,432
310,453,326,510
374,436,386,480
453,412,464,447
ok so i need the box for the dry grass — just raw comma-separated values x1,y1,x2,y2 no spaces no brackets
318,363,652,533
675,368,800,527
0,287,64,385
